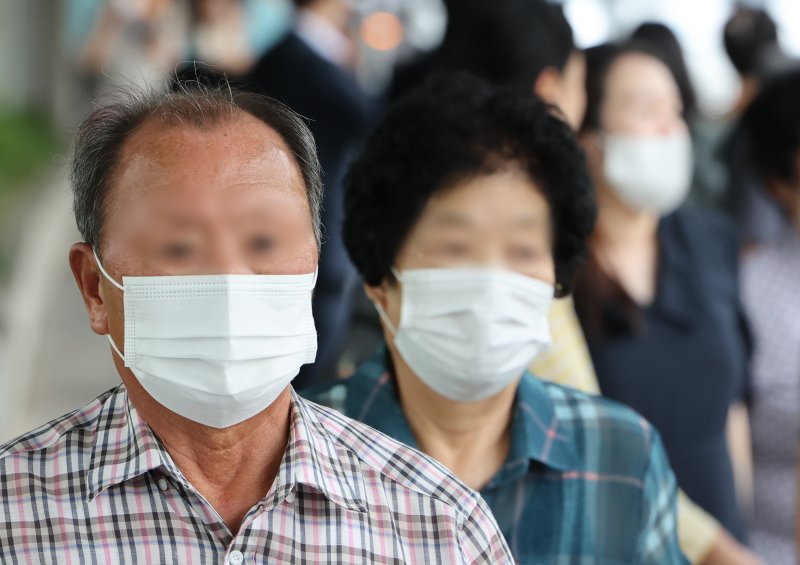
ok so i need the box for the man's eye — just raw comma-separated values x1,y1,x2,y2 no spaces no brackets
250,236,275,253
163,243,194,260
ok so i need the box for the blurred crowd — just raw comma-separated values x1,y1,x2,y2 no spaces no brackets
8,0,800,563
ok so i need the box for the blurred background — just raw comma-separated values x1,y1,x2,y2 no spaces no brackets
0,1,799,561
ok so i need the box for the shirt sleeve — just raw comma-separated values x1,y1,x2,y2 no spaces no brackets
637,426,690,564
458,496,515,564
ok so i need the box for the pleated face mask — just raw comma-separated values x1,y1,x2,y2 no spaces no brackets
376,267,553,403
95,250,317,428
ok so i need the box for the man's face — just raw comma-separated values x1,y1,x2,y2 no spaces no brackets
85,112,317,355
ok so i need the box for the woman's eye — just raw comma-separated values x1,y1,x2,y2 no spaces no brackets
249,235,275,253
162,243,194,260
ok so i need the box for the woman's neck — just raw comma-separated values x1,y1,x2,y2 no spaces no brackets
594,186,661,305
595,185,660,247
389,347,516,491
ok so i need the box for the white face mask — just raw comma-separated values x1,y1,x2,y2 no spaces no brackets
94,251,317,428
603,132,693,215
376,267,553,403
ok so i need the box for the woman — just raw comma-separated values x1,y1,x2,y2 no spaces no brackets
573,42,753,543
305,73,687,563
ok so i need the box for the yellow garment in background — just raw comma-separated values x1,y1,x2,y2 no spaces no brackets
530,297,721,564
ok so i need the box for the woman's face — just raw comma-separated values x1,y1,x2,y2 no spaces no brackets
599,52,686,137
375,168,556,328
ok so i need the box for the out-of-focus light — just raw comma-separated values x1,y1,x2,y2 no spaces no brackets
360,11,405,52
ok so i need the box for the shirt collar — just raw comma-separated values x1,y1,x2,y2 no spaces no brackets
86,385,366,513
283,389,367,512
85,385,175,502
354,346,581,478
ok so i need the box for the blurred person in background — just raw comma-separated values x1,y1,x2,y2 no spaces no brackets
184,0,292,76
720,5,796,248
574,41,753,549
629,22,720,210
391,0,585,129
75,0,186,96
307,72,687,564
739,69,800,564
243,0,380,388
0,81,513,563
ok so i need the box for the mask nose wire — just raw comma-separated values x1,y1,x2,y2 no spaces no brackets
92,248,125,292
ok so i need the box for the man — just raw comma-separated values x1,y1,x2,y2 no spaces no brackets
243,0,378,388
0,83,512,564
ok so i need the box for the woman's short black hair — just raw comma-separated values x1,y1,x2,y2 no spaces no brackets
343,72,596,297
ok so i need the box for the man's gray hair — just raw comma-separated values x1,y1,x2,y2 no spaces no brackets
71,80,323,251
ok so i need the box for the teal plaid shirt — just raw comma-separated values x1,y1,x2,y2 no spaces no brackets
304,347,687,564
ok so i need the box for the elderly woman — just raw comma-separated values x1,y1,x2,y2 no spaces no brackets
304,73,687,563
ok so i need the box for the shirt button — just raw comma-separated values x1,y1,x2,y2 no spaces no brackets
227,550,244,565
285,491,296,504
157,478,169,492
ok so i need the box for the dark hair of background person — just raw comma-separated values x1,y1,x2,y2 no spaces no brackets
723,5,778,77
71,79,323,253
344,72,597,298
631,22,697,117
436,0,575,89
392,0,576,99
741,68,800,193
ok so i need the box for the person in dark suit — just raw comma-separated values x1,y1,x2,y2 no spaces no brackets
243,0,379,388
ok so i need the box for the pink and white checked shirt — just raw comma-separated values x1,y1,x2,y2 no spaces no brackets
0,385,512,564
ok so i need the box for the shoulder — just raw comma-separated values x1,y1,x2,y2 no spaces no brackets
540,381,660,477
667,208,739,251
664,208,741,274
300,396,485,519
0,389,112,461
0,388,114,484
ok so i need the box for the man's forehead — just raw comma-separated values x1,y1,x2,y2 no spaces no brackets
119,112,295,169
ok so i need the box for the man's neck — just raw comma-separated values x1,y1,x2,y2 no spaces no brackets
388,347,516,490
120,367,291,534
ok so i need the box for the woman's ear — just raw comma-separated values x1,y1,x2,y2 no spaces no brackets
364,282,389,311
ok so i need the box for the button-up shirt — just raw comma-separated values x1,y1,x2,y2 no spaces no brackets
0,385,512,564
306,347,688,564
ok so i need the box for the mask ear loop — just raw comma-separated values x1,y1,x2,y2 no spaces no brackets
92,248,127,362
93,248,125,291
373,267,403,336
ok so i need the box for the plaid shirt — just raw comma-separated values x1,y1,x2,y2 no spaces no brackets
0,385,512,564
306,347,688,564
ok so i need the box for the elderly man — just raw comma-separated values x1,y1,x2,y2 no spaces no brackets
0,83,512,564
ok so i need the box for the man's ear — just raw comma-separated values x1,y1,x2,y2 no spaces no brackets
69,242,110,336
